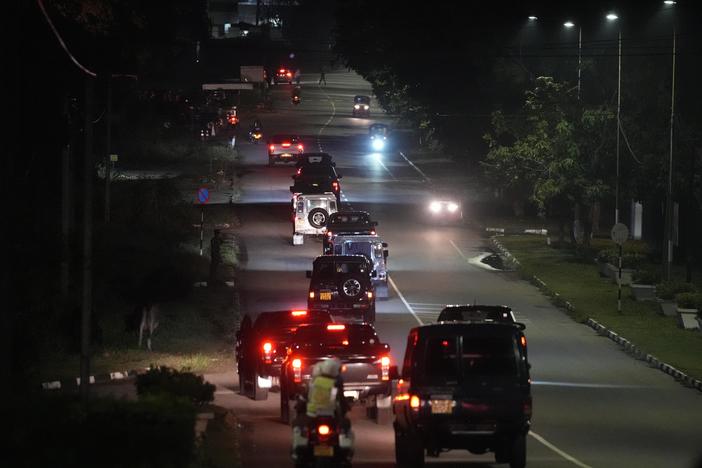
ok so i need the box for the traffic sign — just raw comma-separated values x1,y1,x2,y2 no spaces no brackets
611,223,629,245
197,187,209,204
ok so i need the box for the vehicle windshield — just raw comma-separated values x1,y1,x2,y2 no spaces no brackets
293,324,380,351
313,260,369,278
419,332,521,386
354,96,370,104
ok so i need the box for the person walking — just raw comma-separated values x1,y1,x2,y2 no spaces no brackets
209,229,223,286
318,68,327,86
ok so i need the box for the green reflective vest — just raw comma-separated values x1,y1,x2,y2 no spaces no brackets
306,375,337,417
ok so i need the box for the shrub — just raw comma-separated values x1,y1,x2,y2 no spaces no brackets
675,292,702,310
596,249,617,264
136,366,215,406
632,269,661,285
655,281,697,301
596,249,644,270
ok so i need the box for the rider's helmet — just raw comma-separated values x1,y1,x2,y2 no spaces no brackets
317,357,342,378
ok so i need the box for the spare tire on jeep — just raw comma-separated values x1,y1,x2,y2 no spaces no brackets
308,208,329,228
338,275,364,298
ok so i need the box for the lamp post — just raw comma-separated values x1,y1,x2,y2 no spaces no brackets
663,0,677,279
606,13,621,224
563,21,582,99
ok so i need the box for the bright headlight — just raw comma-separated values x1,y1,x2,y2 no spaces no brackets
354,104,360,109
372,139,385,151
363,105,369,110
447,203,459,212
429,201,442,213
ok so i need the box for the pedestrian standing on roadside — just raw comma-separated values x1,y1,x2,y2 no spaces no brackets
318,68,327,86
209,229,223,286
294,68,301,85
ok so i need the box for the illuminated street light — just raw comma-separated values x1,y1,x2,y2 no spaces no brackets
528,16,538,20
664,1,676,5
606,13,619,21
564,21,575,28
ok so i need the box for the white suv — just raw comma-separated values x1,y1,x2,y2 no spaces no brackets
292,193,338,245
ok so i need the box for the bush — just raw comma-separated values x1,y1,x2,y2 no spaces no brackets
136,366,215,406
655,281,697,301
675,292,702,310
596,249,645,269
632,269,661,285
7,394,196,468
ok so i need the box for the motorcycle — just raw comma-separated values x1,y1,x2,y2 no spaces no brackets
291,416,353,468
249,129,263,144
292,95,301,105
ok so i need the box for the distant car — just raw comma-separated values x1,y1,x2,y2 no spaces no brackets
279,322,396,423
235,309,333,400
353,95,371,117
369,123,389,151
427,197,463,225
437,305,516,324
274,67,293,84
268,134,304,166
393,321,531,468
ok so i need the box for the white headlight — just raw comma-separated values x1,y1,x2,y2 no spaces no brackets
363,105,369,110
354,104,360,109
429,201,442,213
447,203,459,212
372,139,385,151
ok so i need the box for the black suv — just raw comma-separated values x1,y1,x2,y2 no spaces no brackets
393,322,531,468
306,255,376,323
323,211,378,254
437,305,516,324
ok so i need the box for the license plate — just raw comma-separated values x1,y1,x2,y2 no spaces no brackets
280,153,292,158
313,445,334,457
320,292,332,301
431,399,453,414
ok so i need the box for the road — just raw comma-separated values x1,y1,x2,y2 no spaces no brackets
207,71,702,468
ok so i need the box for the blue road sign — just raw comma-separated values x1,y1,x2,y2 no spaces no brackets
197,187,209,204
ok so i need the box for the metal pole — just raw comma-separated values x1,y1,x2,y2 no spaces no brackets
577,26,582,100
104,77,112,224
80,77,95,401
617,244,623,313
664,31,676,280
615,30,622,224
200,208,204,256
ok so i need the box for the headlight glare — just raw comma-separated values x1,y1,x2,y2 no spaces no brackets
429,201,442,213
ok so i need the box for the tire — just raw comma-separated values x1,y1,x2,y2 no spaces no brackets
252,370,269,401
308,208,329,229
395,430,424,468
338,275,364,299
509,434,527,468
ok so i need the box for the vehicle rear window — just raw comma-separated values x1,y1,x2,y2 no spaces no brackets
293,325,379,350
332,214,369,224
254,312,329,332
301,166,335,176
313,261,368,277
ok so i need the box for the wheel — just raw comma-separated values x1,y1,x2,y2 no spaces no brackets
338,275,364,299
307,208,329,229
252,370,269,401
395,430,424,468
509,434,526,468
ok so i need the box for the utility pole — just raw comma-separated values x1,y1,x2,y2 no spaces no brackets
104,77,112,224
577,26,582,100
615,30,622,224
80,77,95,401
664,30,676,281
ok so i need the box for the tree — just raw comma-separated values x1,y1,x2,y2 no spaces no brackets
483,76,615,245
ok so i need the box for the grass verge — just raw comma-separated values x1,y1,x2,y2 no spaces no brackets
192,407,243,468
499,234,702,381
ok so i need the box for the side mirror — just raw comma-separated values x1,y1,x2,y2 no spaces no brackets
371,221,378,227
337,174,343,179
383,250,389,260
382,242,388,248
371,270,378,279
306,270,312,278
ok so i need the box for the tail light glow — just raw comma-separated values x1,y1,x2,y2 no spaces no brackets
410,395,420,409
520,335,527,348
327,324,346,331
291,310,307,317
317,424,330,436
380,356,390,380
282,142,291,147
332,181,339,191
367,291,373,299
309,291,315,299
292,358,302,383
262,342,272,353
297,144,304,151
269,144,275,151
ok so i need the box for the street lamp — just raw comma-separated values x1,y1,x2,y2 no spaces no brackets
563,21,582,100
662,0,677,280
528,16,538,21
606,12,622,224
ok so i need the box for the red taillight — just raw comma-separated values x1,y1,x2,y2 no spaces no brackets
332,181,339,191
292,358,302,383
520,335,527,348
370,229,376,235
262,342,272,353
286,72,292,77
380,356,390,381
327,324,345,331
326,231,333,238
279,68,286,73
317,424,330,436
291,310,307,317
282,142,291,147
296,168,302,176
297,144,304,151
309,291,315,299
367,291,373,299
269,144,275,151
523,397,533,418
410,395,420,409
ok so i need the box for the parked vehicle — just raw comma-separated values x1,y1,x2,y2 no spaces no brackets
393,321,531,468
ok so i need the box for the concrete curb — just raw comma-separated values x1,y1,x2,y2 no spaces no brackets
490,236,702,394
41,369,143,391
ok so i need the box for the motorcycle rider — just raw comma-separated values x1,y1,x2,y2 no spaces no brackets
291,87,301,104
248,118,263,141
291,357,353,458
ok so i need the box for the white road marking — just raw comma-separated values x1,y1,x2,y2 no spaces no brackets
399,151,431,182
532,380,648,389
317,86,336,152
388,275,423,325
450,240,500,272
529,431,593,468
377,158,396,180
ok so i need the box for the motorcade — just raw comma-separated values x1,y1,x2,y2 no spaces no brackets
323,211,388,298
306,255,377,323
275,67,294,84
352,95,371,117
427,196,463,225
291,193,338,245
437,305,516,324
393,321,531,468
279,322,395,424
369,123,389,151
235,309,332,400
268,134,304,166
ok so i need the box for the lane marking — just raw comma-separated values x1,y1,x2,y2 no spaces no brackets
377,158,397,180
388,275,423,326
532,380,649,389
399,151,431,182
317,85,336,152
529,431,593,468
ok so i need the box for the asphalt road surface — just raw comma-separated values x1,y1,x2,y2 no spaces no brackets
207,71,702,468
